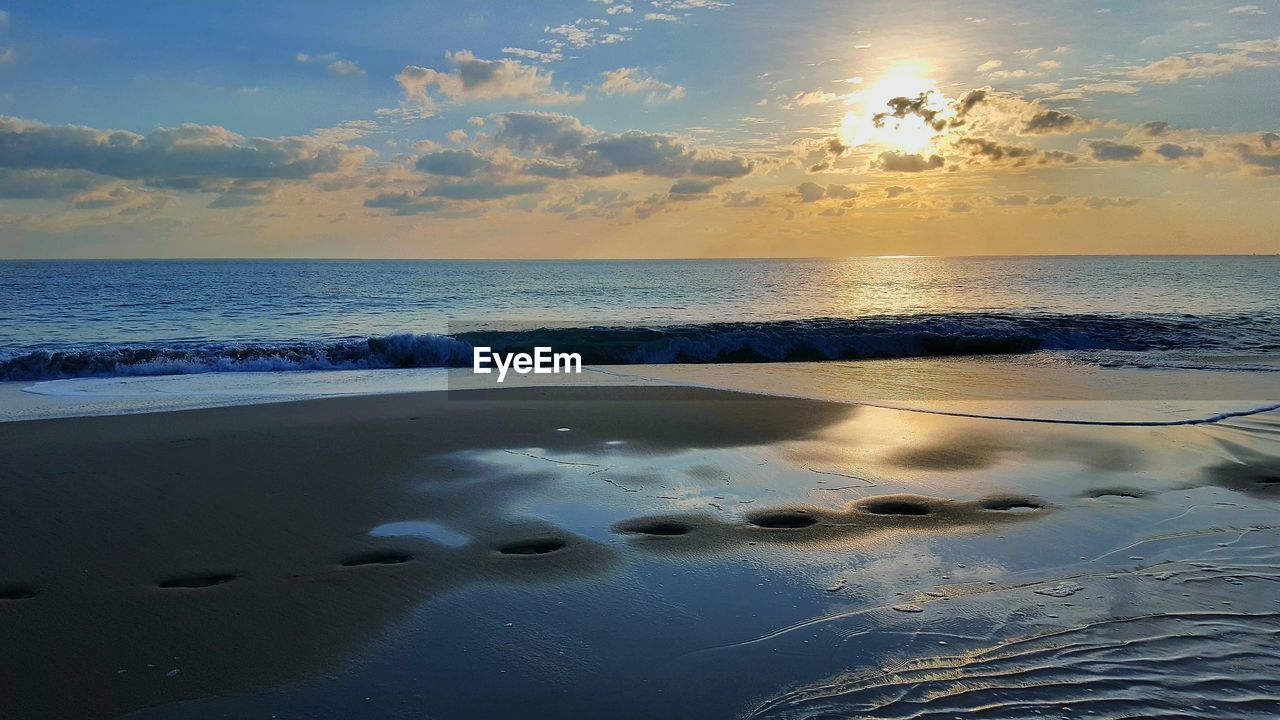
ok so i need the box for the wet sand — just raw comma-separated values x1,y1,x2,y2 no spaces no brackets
1,385,1278,718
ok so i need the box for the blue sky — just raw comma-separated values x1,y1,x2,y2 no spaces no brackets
1,1,1278,257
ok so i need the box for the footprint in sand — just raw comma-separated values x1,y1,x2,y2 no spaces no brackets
746,510,819,529
0,584,41,600
340,551,413,567
496,539,567,555
158,573,238,589
615,520,692,537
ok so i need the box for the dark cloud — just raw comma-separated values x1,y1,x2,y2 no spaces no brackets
992,194,1030,205
885,185,912,198
721,190,765,207
669,177,728,195
1135,121,1171,137
490,112,754,179
873,93,946,132
807,137,849,172
1087,140,1144,161
1154,143,1205,160
415,150,493,177
491,112,598,155
824,184,857,200
1034,194,1067,205
796,181,826,202
952,138,1076,167
877,152,945,172
0,116,370,183
0,168,100,199
1022,109,1093,135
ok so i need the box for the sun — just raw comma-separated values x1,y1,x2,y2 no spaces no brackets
838,63,945,155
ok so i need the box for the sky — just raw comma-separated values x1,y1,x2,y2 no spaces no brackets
0,0,1277,258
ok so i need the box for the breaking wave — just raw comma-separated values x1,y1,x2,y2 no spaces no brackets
2,312,1276,381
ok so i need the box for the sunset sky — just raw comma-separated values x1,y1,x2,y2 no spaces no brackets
0,0,1277,258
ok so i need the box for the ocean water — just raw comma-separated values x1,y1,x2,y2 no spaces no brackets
1,256,1277,380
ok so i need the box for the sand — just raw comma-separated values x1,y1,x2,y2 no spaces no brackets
1,384,1278,718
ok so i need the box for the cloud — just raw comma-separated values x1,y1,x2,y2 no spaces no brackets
951,138,1077,167
0,115,371,184
1131,50,1275,83
297,52,365,78
1034,194,1067,205
1154,143,1205,160
327,60,365,77
796,182,825,202
721,190,765,207
976,59,1002,72
669,177,728,195
1021,109,1097,135
1228,5,1266,14
0,48,14,64
1220,37,1280,53
491,112,600,155
395,50,582,110
0,169,101,199
876,152,945,172
644,13,681,21
1134,121,1170,137
992,194,1030,206
489,112,753,179
885,185,912,198
1086,140,1144,161
599,67,686,103
501,47,563,63
544,19,626,49
414,149,494,177
795,182,858,203
1085,196,1140,208
824,184,857,200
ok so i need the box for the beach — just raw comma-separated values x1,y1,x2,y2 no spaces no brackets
3,379,1278,718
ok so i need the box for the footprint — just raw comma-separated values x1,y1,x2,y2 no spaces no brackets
747,510,818,529
496,539,567,555
981,497,1044,512
616,520,691,536
158,573,238,589
0,584,40,600
861,498,931,516
1085,488,1148,499
341,551,413,567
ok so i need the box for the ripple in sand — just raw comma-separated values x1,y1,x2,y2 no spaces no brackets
748,611,1280,719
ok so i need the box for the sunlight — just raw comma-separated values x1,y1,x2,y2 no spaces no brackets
839,63,945,155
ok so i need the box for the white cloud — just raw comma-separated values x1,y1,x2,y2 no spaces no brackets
327,60,365,77
1227,5,1266,14
395,50,583,111
599,67,685,102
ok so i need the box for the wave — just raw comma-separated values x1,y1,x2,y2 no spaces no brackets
1,312,1276,381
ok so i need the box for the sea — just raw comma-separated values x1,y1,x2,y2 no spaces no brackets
2,256,1278,382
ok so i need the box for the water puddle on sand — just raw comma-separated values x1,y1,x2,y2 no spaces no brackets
369,521,471,548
